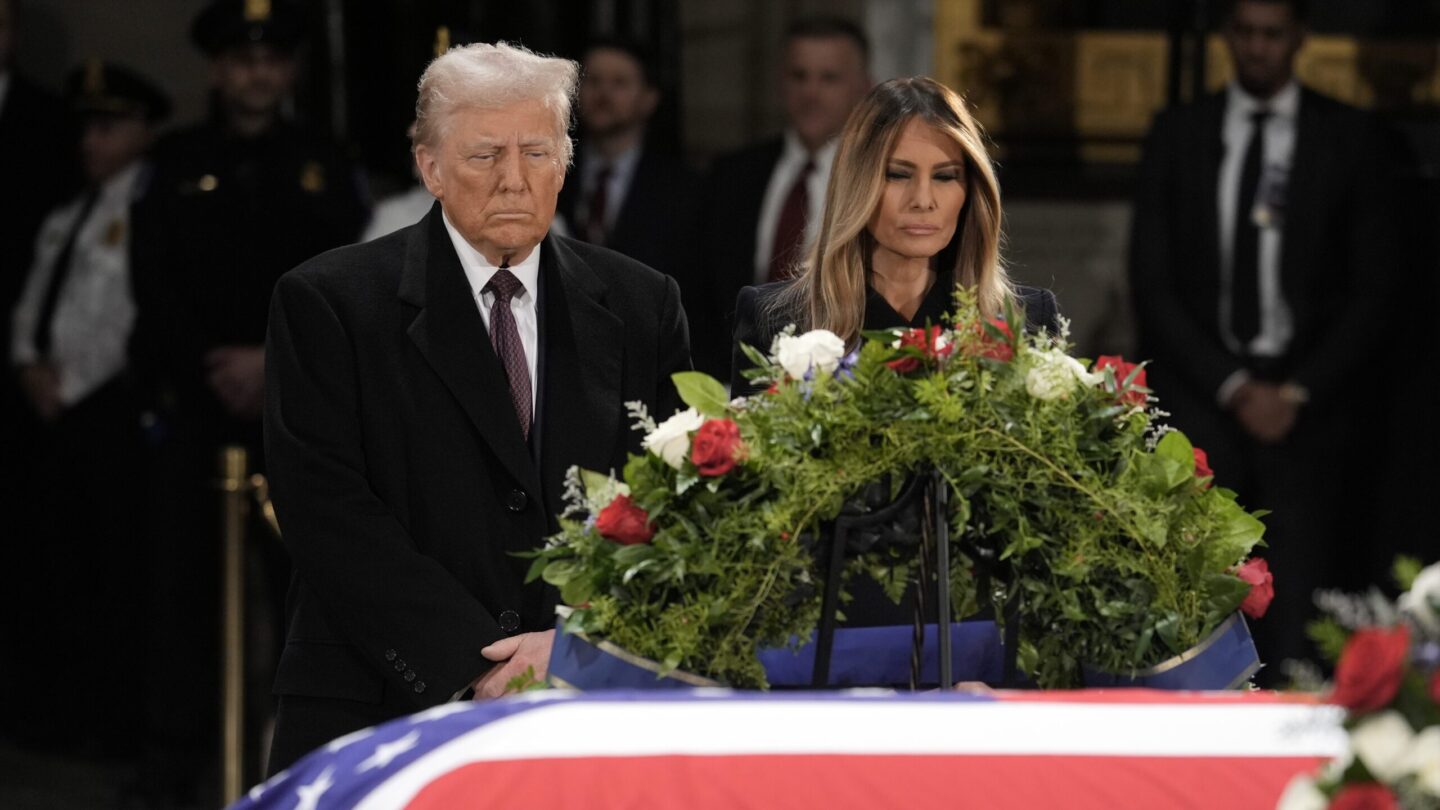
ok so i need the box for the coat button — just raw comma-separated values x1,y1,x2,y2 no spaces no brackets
384,649,397,662
506,489,527,512
413,681,427,694
499,610,521,634
403,670,417,682
393,659,406,672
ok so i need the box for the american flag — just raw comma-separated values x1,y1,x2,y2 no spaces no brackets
234,689,1345,809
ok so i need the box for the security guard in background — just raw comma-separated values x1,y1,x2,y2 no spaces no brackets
4,59,167,756
128,0,366,801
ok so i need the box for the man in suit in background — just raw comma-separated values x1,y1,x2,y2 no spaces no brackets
127,0,368,798
1129,0,1398,679
697,16,872,377
557,38,699,302
265,42,689,772
5,59,167,755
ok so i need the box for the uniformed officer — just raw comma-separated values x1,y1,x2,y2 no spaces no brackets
6,58,168,754
128,0,366,800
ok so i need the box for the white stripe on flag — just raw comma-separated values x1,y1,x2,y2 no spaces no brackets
355,698,1346,810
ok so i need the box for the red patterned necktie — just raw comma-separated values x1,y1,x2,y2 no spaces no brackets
767,160,814,282
483,264,532,439
585,164,612,245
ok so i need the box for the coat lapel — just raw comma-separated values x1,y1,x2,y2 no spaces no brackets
535,235,624,521
1280,87,1322,302
400,206,542,498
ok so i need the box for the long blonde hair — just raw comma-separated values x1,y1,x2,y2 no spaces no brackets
767,77,1011,345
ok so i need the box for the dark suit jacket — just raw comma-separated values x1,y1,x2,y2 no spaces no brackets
1128,87,1397,412
729,278,1061,395
696,137,785,377
556,144,701,293
264,208,689,740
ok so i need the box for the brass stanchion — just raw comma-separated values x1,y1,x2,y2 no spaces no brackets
219,446,251,805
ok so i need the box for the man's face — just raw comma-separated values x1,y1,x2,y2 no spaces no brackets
211,43,297,118
415,98,565,263
780,35,870,152
579,47,658,138
80,114,152,184
1224,1,1304,99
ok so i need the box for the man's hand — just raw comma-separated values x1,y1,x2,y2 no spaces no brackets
1231,381,1297,444
204,346,266,420
470,629,555,700
18,363,63,424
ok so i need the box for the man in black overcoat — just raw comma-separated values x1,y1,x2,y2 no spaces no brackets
1129,0,1399,678
264,41,690,773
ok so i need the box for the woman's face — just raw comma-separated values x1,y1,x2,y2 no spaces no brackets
866,118,968,265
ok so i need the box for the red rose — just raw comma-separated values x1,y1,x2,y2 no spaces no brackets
966,318,1014,362
1429,669,1440,704
691,418,743,477
1328,625,1411,714
1192,447,1213,486
1234,558,1274,619
1330,783,1398,810
1095,355,1148,406
595,494,654,545
887,325,953,373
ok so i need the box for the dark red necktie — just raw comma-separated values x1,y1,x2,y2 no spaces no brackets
585,165,612,245
483,264,532,438
767,160,814,282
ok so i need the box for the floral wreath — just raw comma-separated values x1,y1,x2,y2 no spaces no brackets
529,289,1273,688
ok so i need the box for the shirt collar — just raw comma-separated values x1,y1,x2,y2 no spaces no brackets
782,130,839,172
99,161,146,203
440,210,542,303
583,142,642,185
1227,79,1300,120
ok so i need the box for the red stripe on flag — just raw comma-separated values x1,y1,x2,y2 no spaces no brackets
404,753,1327,809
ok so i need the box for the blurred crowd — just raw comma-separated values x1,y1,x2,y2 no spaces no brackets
0,0,1434,806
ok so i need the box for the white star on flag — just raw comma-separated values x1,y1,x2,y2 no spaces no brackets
294,766,335,810
357,730,421,773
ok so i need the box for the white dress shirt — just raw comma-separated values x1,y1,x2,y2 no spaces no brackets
11,162,144,406
575,142,643,236
441,212,541,410
1217,80,1299,359
753,131,839,284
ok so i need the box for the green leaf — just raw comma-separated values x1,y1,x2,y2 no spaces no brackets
524,555,550,584
1306,618,1349,663
1155,430,1195,471
1394,556,1422,591
541,560,579,587
672,371,730,418
560,577,594,606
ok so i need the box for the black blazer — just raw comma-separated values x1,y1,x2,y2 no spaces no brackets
696,137,786,376
729,278,1061,395
556,144,701,287
1128,86,1398,409
264,207,690,717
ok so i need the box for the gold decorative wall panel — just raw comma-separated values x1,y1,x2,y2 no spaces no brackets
935,0,1440,164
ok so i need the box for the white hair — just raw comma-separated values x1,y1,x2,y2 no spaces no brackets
413,42,579,165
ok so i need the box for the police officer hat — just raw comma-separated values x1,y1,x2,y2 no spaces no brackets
65,59,172,123
191,0,306,56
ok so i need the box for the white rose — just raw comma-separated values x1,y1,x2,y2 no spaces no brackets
1274,774,1328,810
1399,562,1440,637
642,407,704,470
776,329,846,380
1350,710,1415,782
1025,349,1104,402
1401,726,1440,796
